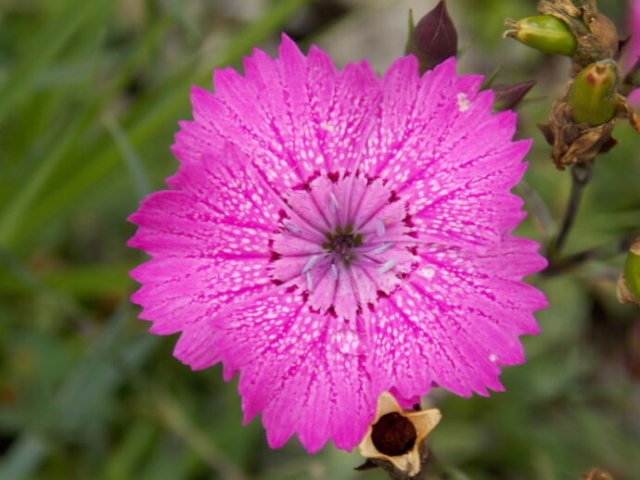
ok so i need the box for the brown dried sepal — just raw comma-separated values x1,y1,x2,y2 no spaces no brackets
617,274,640,306
617,238,640,307
621,99,640,132
539,97,616,169
540,92,640,169
580,468,614,480
358,392,441,480
538,0,620,74
358,439,432,480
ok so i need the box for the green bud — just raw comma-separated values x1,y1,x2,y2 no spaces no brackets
624,245,640,304
504,15,577,57
567,60,618,126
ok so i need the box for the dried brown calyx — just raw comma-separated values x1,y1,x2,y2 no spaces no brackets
357,392,441,480
538,0,619,75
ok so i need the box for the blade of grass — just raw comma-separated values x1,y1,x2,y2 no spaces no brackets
0,303,158,480
154,393,248,480
0,113,85,248
0,16,170,249
0,434,49,480
14,0,313,247
0,0,104,124
104,114,151,200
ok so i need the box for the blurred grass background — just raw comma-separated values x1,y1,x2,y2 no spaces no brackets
1,0,639,479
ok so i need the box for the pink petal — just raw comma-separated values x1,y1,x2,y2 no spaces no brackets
207,291,375,452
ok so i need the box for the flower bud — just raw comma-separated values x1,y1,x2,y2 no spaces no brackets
408,0,458,75
492,81,536,112
504,15,577,56
567,60,618,126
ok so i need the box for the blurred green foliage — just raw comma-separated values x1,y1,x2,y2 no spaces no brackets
0,1,639,479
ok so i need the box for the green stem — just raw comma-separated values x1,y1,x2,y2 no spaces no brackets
546,161,594,264
544,229,639,276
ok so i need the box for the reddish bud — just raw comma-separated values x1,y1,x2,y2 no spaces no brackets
408,0,458,75
492,81,536,111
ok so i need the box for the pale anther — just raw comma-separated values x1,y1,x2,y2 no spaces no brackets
375,219,385,237
285,222,302,234
331,263,338,279
330,193,339,212
372,242,395,254
377,259,397,274
306,272,314,291
302,254,320,274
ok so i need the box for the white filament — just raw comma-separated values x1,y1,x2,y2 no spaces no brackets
372,242,395,254
377,259,397,274
302,254,320,274
285,222,301,234
329,193,339,212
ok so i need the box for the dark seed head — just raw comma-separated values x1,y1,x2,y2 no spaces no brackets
371,412,417,457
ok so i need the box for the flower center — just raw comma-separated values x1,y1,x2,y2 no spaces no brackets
323,225,363,265
268,173,417,321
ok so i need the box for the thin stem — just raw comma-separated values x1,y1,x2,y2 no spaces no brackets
424,451,474,480
547,161,594,262
516,180,555,245
544,229,639,276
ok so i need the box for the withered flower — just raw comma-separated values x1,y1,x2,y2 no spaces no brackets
537,0,619,74
505,1,640,168
358,392,441,479
539,60,635,169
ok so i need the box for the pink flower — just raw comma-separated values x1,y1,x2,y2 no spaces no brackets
128,35,547,453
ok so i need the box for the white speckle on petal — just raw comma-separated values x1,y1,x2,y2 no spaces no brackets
320,121,334,132
418,265,436,279
457,93,470,112
489,354,498,362
336,329,362,355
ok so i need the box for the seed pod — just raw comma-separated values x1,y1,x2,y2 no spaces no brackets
504,15,577,56
567,60,618,126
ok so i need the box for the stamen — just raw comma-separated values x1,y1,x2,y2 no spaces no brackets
377,259,397,274
331,263,339,279
376,219,386,237
306,272,314,291
285,222,302,234
302,254,320,274
372,242,395,254
330,193,339,212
